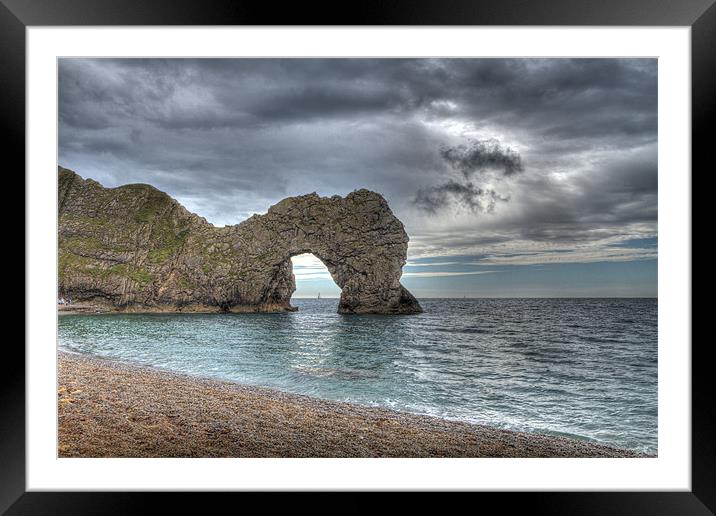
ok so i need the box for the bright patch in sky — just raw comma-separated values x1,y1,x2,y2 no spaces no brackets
290,253,340,298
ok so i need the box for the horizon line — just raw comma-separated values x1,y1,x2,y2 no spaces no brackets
291,296,658,300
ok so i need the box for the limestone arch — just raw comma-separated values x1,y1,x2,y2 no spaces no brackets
58,167,422,314
230,189,423,314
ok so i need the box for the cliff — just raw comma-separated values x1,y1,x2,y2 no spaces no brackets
58,167,422,314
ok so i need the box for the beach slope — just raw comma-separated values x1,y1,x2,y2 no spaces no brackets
58,352,646,458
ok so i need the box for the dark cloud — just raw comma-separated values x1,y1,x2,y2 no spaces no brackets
413,138,523,213
58,58,657,262
414,181,509,213
440,139,524,177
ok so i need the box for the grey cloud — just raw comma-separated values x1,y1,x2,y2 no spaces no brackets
440,139,524,178
59,57,657,260
413,138,523,213
414,181,509,213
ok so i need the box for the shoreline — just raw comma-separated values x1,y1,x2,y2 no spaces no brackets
58,351,651,458
58,302,297,315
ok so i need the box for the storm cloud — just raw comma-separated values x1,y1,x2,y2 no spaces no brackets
414,181,509,213
59,58,657,267
414,138,523,212
440,139,524,178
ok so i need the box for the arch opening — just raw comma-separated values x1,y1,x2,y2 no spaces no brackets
289,253,341,304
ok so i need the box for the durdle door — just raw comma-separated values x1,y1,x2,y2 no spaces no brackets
58,167,423,314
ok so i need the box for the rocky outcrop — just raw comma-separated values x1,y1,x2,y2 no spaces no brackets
58,167,422,314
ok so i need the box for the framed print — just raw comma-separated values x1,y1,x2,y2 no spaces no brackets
7,0,712,512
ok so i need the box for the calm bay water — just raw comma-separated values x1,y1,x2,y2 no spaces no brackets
58,298,657,453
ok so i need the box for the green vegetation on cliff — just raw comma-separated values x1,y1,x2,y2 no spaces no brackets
57,166,422,314
59,167,197,305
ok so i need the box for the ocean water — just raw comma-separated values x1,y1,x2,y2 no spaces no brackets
58,298,657,453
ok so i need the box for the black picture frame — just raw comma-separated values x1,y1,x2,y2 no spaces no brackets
6,0,711,512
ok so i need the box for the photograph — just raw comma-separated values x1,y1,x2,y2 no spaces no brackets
56,57,658,459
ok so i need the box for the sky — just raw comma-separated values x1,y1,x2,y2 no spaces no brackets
58,58,657,298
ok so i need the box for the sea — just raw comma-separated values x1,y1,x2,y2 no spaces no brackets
58,298,658,454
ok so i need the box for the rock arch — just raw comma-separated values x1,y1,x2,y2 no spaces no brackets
58,167,422,314
236,190,422,314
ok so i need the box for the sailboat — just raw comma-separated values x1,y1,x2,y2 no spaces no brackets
317,292,321,300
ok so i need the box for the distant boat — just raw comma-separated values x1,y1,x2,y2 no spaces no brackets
317,292,321,299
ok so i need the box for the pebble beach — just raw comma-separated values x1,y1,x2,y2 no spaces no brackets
58,351,648,458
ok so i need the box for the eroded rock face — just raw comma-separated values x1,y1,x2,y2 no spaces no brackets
58,167,422,314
